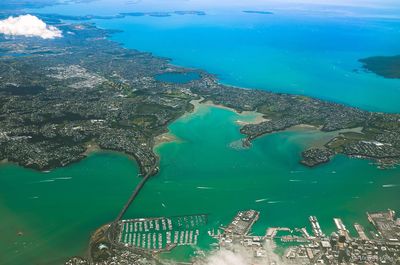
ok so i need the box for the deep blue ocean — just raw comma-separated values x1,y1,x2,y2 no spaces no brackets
34,0,400,112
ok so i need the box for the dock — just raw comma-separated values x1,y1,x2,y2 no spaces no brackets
309,216,325,238
354,223,369,241
334,218,351,241
367,209,400,242
224,210,259,237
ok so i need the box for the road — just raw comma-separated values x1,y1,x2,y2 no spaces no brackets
114,157,160,223
93,157,159,262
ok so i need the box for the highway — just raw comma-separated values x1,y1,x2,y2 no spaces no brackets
95,157,159,262
114,157,160,223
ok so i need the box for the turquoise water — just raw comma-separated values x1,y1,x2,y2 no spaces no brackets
95,13,400,112
155,72,200,83
131,105,400,232
1,1,400,264
1,105,399,264
0,153,140,265
34,1,400,112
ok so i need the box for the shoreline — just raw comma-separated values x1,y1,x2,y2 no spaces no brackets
195,99,269,125
83,142,101,156
154,132,179,148
0,145,142,174
1,8,400,265
0,13,398,176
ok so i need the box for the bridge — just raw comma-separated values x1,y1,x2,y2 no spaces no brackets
115,157,160,223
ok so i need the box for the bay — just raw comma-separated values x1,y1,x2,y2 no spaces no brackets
1,1,400,264
1,104,399,264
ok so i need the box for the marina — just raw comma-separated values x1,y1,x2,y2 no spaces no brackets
1,1,400,263
117,215,207,251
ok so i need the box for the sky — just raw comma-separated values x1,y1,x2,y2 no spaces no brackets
119,0,400,9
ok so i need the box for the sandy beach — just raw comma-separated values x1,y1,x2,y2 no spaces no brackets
154,132,179,147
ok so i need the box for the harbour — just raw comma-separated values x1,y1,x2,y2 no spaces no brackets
210,209,400,264
1,0,400,264
117,215,207,251
1,105,400,265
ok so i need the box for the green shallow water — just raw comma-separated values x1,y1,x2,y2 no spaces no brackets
1,104,399,264
133,105,400,243
0,153,140,265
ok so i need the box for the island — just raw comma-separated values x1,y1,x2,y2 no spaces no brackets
242,10,274,15
359,55,400,79
120,11,206,18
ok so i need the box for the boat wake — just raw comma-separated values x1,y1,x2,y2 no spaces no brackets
38,179,55,183
33,177,72,183
267,201,282,204
382,184,398,188
255,198,268,203
54,177,72,180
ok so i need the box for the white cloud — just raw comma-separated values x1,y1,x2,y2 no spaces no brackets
0,15,62,39
186,242,289,265
202,249,249,265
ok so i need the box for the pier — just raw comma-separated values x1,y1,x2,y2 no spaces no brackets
367,209,400,242
223,210,259,237
265,227,291,240
309,216,325,238
333,218,351,241
212,209,400,265
354,223,369,241
299,227,313,240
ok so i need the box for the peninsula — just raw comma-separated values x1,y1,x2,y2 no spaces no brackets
360,55,400,79
1,18,400,175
